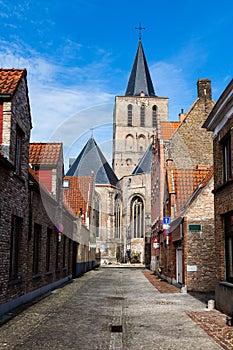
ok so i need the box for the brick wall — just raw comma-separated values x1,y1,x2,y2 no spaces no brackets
184,177,217,292
168,79,214,169
213,118,233,281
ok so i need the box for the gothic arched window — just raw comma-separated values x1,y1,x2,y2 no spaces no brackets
114,195,121,239
140,104,145,127
128,104,133,126
131,196,144,238
93,194,100,237
126,134,134,151
138,134,146,152
152,105,157,128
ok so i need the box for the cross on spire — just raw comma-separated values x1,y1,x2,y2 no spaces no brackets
135,23,145,41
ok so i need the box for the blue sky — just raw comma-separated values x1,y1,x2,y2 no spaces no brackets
0,0,232,168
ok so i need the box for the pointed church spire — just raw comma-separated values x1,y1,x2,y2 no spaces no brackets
125,39,156,97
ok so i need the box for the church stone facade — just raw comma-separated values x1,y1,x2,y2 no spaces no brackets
67,39,165,265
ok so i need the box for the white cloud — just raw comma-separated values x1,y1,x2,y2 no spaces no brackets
0,40,115,147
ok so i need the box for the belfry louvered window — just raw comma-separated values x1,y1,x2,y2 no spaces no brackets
140,105,145,127
152,105,157,128
127,104,132,126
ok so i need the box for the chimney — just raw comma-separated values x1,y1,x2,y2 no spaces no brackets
179,108,186,123
197,79,212,100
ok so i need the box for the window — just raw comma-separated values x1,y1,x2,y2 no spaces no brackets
9,216,22,279
68,239,72,273
63,179,69,188
63,235,67,268
140,105,145,127
222,133,232,182
55,229,59,270
152,105,157,128
138,134,146,152
127,104,132,126
126,134,134,151
15,126,24,176
33,224,42,275
225,212,233,283
131,196,144,238
46,228,53,272
94,200,100,238
114,196,121,239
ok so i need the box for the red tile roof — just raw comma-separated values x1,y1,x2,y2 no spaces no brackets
63,175,94,223
161,122,181,140
167,165,211,215
28,166,52,196
0,68,26,95
29,143,62,165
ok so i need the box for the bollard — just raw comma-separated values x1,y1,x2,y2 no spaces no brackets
207,299,215,310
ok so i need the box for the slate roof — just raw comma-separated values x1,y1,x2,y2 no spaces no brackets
0,68,26,95
125,41,155,96
132,142,153,174
63,175,94,223
66,137,119,186
29,143,62,166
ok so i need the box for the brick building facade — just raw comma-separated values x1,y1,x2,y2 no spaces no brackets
151,79,217,292
203,79,233,315
0,69,95,317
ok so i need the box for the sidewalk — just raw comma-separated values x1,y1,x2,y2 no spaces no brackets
143,270,233,350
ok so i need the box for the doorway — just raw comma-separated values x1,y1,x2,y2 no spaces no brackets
176,248,183,284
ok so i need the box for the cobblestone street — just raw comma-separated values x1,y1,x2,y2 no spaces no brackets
0,267,231,350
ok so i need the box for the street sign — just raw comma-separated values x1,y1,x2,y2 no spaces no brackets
163,217,171,225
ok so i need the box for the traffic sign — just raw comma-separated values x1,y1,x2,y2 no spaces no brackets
163,217,171,225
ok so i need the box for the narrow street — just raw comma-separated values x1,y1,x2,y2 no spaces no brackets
0,267,228,350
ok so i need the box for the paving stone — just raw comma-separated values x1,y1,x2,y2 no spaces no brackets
0,268,228,349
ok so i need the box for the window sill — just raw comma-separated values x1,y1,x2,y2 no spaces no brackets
8,277,22,285
32,273,42,279
213,179,233,194
45,271,53,276
219,281,233,288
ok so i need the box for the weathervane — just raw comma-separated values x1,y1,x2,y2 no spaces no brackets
135,23,145,41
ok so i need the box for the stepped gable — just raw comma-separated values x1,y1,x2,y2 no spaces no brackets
125,40,155,96
132,142,153,174
66,136,118,186
0,68,26,95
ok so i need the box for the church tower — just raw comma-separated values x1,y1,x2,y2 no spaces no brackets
112,38,169,179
